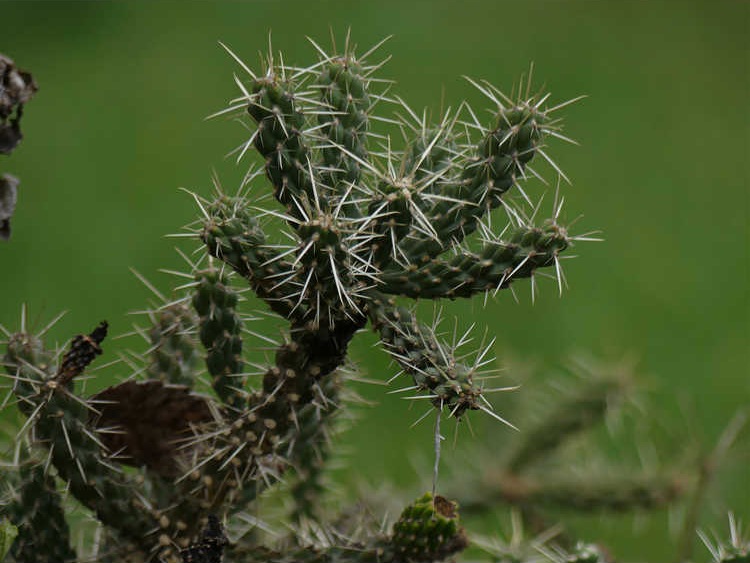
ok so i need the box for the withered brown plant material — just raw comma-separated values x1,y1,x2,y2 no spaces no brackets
1,53,37,240
90,380,214,477
0,53,37,155
0,173,18,240
56,321,108,385
179,515,228,563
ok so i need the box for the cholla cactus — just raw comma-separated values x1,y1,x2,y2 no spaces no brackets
1,35,592,562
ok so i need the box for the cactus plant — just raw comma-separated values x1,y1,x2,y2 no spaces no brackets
0,34,736,563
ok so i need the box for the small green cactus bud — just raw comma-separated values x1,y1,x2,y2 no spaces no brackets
390,492,468,562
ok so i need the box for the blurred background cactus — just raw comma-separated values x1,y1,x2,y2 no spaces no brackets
4,2,750,560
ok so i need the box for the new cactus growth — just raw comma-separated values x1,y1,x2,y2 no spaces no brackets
0,35,736,563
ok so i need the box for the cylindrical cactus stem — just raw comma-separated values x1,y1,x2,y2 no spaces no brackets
401,126,461,193
381,220,570,299
294,216,368,328
315,54,371,202
169,317,365,523
384,122,462,256
247,72,316,218
367,293,482,418
288,369,342,523
5,458,77,563
492,472,687,513
3,329,157,553
402,94,554,261
365,179,419,269
147,302,200,386
201,194,301,319
459,470,687,515
2,331,54,418
193,267,246,409
505,375,629,474
245,319,363,453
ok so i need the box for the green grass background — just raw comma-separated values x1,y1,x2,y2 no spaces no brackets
1,1,747,560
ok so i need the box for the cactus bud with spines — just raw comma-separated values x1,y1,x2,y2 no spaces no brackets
390,492,468,562
1,35,597,562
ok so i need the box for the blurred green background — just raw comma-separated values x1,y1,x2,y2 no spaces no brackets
1,1,747,560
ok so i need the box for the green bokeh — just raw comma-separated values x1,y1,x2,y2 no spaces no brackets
1,1,747,560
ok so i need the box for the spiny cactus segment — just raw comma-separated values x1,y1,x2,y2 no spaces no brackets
146,302,200,387
700,514,750,563
390,492,468,561
3,319,157,554
5,456,77,562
